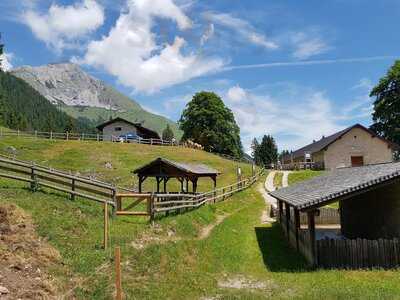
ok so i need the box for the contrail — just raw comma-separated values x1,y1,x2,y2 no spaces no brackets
222,55,398,71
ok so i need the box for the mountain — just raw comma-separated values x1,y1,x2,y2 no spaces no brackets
0,70,95,132
11,63,182,138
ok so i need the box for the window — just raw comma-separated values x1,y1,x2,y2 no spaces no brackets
115,127,122,131
351,156,364,167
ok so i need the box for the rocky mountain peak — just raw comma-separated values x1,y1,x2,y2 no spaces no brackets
11,63,115,109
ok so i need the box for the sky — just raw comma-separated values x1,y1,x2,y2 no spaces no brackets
1,0,400,153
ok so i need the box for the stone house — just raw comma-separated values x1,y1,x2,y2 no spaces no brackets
96,117,160,141
282,124,397,170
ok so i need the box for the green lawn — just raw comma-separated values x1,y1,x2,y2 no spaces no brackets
1,178,400,299
0,136,253,192
288,170,325,185
273,172,283,188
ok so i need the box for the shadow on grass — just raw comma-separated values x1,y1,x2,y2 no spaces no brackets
255,222,310,272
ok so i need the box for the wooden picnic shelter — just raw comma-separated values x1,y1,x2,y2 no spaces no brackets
133,157,220,193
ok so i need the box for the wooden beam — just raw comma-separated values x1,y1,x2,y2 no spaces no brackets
285,202,290,238
294,209,300,251
307,210,317,267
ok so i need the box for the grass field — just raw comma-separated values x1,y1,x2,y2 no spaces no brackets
0,136,253,192
1,138,400,299
288,169,325,185
2,178,400,299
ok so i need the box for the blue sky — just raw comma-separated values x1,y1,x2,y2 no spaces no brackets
1,0,399,152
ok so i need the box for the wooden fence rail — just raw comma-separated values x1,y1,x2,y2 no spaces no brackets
0,155,117,206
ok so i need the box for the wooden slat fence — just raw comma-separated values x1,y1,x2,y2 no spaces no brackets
0,155,117,206
300,208,340,225
152,169,264,215
317,238,400,269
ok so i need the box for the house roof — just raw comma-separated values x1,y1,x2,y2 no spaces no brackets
283,124,396,161
133,157,220,177
270,161,400,211
96,117,160,139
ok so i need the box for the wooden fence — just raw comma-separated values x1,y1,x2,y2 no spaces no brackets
317,237,400,269
299,208,340,225
0,155,118,206
152,170,263,215
0,128,177,146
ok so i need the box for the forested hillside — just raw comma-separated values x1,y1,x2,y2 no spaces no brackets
0,70,95,132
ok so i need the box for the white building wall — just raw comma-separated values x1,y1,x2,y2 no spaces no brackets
323,127,393,170
102,121,137,141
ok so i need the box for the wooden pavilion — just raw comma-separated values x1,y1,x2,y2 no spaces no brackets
133,158,220,193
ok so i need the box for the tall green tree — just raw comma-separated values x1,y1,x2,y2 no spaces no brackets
258,134,278,166
162,124,174,141
179,91,243,157
370,60,400,145
251,138,262,165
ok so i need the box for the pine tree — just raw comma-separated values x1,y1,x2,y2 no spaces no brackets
258,135,278,167
0,33,3,72
162,124,174,141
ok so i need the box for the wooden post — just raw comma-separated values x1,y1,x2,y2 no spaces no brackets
285,203,291,239
66,131,69,141
115,247,122,300
71,178,76,201
50,131,53,140
150,138,153,145
307,210,316,266
82,133,85,141
278,200,283,222
112,188,117,217
295,209,300,251
34,130,37,139
116,195,122,211
17,129,20,137
104,201,108,250
30,165,38,192
97,133,100,142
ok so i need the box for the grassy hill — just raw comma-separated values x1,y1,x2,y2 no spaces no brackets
0,137,400,299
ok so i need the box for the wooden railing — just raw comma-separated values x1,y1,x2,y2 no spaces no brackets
152,170,264,215
0,155,121,206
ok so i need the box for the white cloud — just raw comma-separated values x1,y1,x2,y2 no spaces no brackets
0,52,14,71
200,23,214,45
291,32,330,60
22,0,104,52
204,12,278,50
82,0,224,93
224,84,345,153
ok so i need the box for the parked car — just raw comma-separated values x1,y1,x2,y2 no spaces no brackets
118,132,139,142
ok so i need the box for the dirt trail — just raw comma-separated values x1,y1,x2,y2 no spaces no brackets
0,203,69,299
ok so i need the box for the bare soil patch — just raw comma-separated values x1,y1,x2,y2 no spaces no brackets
0,203,67,299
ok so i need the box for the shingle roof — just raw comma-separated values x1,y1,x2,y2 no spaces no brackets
133,157,220,176
282,124,396,161
270,162,400,210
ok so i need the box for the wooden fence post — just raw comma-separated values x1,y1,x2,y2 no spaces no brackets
50,131,53,140
115,247,122,300
66,132,69,141
150,138,153,145
104,201,109,250
71,178,75,201
112,188,117,217
35,130,37,139
97,134,100,142
82,133,85,141
17,129,20,137
30,165,38,192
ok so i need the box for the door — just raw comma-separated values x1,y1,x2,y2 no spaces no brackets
351,156,364,167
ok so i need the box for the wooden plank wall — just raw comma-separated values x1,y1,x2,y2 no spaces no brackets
317,238,400,269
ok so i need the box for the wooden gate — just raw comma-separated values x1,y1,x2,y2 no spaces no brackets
115,193,154,220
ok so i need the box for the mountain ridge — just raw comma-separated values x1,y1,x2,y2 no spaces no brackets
11,63,182,137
